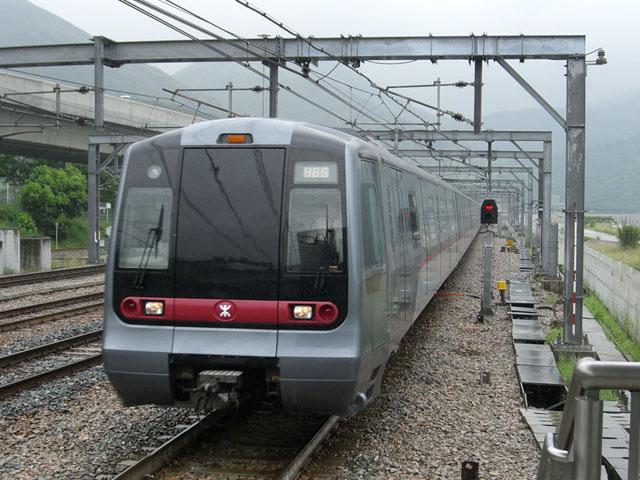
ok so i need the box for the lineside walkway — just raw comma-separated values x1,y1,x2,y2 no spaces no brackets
521,247,632,479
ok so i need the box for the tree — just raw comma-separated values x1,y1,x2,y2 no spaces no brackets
19,164,87,238
0,155,64,185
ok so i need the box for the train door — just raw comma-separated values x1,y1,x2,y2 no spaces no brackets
400,172,424,322
450,190,460,265
446,189,455,273
360,159,388,349
172,148,285,357
382,165,406,345
421,181,439,299
435,185,446,281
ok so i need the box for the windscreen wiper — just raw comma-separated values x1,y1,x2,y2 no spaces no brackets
312,205,335,294
133,204,165,289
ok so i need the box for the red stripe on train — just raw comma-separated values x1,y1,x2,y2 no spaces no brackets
119,297,339,326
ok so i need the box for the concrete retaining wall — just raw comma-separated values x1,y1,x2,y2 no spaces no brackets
20,237,51,272
583,245,640,342
0,228,20,274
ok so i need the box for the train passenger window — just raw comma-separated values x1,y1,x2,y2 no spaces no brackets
287,188,344,272
361,184,384,267
118,187,172,269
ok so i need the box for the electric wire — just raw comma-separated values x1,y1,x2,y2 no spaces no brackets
120,0,393,130
232,0,467,126
148,0,475,162
231,0,477,152
159,0,447,132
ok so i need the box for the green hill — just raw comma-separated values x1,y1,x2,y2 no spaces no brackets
0,0,197,116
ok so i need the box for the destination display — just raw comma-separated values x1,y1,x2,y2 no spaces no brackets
294,162,338,184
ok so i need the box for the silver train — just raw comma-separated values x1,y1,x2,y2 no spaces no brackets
103,118,479,416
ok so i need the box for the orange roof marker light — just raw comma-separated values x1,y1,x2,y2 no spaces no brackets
218,133,253,144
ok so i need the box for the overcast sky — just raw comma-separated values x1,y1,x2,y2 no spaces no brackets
28,0,635,116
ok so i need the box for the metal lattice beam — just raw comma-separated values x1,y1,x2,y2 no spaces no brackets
370,130,552,142
397,149,544,159
0,35,585,68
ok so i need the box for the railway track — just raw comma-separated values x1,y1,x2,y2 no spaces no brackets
112,409,339,480
0,264,105,288
0,292,104,320
0,294,104,332
0,330,102,368
0,281,104,303
0,341,102,400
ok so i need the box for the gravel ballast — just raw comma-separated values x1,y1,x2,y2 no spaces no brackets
0,370,194,479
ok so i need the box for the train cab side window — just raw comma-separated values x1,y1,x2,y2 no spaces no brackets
117,187,172,269
361,184,384,267
287,188,344,273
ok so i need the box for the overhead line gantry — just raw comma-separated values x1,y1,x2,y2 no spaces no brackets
0,33,588,347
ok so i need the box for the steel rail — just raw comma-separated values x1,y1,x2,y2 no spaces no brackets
112,403,240,480
0,264,105,288
0,301,103,333
0,329,102,368
277,415,340,480
0,352,102,399
0,292,104,320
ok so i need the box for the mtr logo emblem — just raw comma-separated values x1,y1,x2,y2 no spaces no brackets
214,301,237,321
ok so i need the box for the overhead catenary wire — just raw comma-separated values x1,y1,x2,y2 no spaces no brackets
119,0,394,130
231,0,479,154
126,0,477,175
157,0,448,133
121,0,476,168
232,0,470,127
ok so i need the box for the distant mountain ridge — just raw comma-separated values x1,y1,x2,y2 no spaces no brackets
0,0,194,116
482,93,640,212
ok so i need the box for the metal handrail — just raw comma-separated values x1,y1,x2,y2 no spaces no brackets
537,357,640,480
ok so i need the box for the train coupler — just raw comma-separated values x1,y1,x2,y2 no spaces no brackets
192,369,243,411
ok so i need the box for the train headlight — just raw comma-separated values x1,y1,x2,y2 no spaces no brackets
292,305,313,320
144,301,164,316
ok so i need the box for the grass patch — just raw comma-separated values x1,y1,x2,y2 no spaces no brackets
556,353,577,383
556,353,618,401
590,241,640,272
584,294,640,362
52,216,93,249
585,215,617,235
546,326,562,344
543,293,561,305
618,223,640,249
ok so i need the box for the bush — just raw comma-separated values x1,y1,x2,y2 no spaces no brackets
57,217,88,249
0,203,19,228
17,212,38,236
617,222,640,250
0,204,39,236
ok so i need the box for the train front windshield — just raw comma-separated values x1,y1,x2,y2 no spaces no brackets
114,140,348,328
